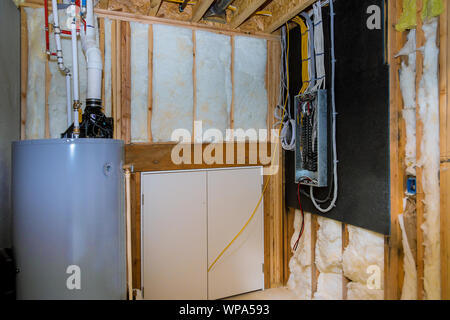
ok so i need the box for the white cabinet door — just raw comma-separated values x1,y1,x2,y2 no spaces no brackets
141,171,207,300
207,167,264,300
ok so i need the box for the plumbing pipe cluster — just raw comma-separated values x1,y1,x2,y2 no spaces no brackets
46,0,102,138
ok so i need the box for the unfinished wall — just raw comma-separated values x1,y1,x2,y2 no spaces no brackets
0,0,20,248
23,8,269,144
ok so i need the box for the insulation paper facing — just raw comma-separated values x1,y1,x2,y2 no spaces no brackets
130,22,149,143
418,18,440,300
25,7,46,139
233,36,268,138
195,30,232,140
287,210,312,299
152,24,193,142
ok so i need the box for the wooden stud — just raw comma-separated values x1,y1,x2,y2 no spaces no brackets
116,21,122,140
230,36,235,130
111,20,117,139
263,0,316,34
121,21,131,144
229,0,267,29
311,215,319,297
415,0,425,300
384,0,405,300
342,224,349,300
147,0,163,16
440,0,450,300
130,172,141,289
192,31,197,143
191,0,215,23
147,24,153,143
20,7,28,140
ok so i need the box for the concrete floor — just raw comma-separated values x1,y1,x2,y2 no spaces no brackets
226,287,299,300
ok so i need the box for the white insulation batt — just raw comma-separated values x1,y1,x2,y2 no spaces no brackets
152,24,193,142
25,7,46,139
313,217,343,300
233,37,268,137
195,31,232,139
397,30,417,176
130,22,149,143
104,18,112,117
418,18,440,300
287,210,312,299
343,225,384,300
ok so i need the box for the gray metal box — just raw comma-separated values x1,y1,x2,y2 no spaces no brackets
295,90,328,187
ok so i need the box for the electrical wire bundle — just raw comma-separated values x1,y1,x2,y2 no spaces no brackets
275,26,296,151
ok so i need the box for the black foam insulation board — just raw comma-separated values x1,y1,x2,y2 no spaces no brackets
285,0,390,235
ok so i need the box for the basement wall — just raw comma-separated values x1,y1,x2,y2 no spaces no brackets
22,7,268,143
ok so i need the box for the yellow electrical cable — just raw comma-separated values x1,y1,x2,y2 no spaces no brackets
298,17,309,94
208,23,290,273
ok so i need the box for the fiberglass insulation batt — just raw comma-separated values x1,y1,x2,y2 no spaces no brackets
25,7,46,139
152,24,193,142
418,18,440,300
313,217,343,300
287,210,312,299
343,225,384,300
130,21,149,143
195,30,232,139
233,36,268,136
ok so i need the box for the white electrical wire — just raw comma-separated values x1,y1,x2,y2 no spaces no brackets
275,26,296,151
312,2,326,91
310,0,338,213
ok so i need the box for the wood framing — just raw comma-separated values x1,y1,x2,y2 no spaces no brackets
20,7,28,140
440,0,450,301
263,0,316,33
191,0,215,23
147,0,162,16
229,0,266,29
147,24,153,143
384,0,405,300
120,21,131,144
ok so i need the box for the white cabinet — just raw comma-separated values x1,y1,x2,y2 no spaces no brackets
141,167,264,300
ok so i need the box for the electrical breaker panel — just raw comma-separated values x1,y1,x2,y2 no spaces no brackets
295,90,328,187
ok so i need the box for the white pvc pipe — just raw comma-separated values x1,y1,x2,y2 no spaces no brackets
52,0,70,75
66,73,72,126
125,169,133,300
83,0,103,101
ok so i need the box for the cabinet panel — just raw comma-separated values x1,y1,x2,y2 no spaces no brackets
207,167,264,300
142,171,207,300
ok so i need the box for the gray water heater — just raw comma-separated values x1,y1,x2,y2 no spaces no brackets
12,139,126,299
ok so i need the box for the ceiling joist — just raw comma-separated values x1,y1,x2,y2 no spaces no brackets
263,0,316,33
148,0,163,16
191,0,215,22
229,0,267,29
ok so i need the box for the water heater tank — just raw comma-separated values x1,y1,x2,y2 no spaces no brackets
12,139,126,299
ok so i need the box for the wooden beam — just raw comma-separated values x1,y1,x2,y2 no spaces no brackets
99,18,106,109
45,62,51,139
147,24,153,142
125,142,272,172
147,0,162,16
229,0,266,29
192,31,197,143
263,0,316,34
111,20,117,139
342,224,349,300
19,3,279,40
130,172,141,290
440,0,450,300
191,0,215,23
20,7,28,140
415,0,425,300
230,36,235,129
120,21,131,144
384,0,405,300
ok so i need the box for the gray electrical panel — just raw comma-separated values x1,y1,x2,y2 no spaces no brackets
295,90,328,187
